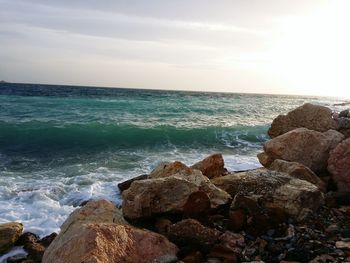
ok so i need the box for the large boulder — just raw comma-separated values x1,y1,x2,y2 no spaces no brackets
269,159,327,192
190,153,226,179
258,128,344,173
268,103,338,138
211,169,324,219
0,222,23,254
43,223,178,263
328,138,350,192
122,170,231,220
60,199,128,234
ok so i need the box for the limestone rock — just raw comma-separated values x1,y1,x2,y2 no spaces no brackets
270,159,327,191
211,169,324,219
149,161,192,179
268,103,337,138
191,153,226,179
328,138,350,192
60,199,128,234
43,223,178,263
122,171,231,220
0,222,23,254
259,128,344,173
168,219,220,249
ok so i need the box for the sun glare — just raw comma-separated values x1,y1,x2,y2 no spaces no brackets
266,0,350,98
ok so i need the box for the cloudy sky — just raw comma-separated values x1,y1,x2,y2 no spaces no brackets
1,0,349,96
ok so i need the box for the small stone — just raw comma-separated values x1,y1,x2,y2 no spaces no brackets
336,241,350,250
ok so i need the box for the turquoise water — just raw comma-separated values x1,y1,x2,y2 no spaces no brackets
0,83,347,240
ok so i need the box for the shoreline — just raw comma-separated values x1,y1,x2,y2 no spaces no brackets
1,103,350,263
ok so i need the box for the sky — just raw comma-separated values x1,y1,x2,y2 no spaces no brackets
0,0,349,97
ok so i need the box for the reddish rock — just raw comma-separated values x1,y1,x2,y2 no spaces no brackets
23,242,45,262
228,209,246,232
270,159,327,191
149,161,192,178
268,103,337,138
181,251,202,263
259,128,344,173
191,153,226,179
0,222,23,254
328,138,350,192
183,191,211,220
43,223,179,263
117,174,148,192
168,219,220,249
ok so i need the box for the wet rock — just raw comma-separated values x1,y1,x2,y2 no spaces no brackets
123,171,231,220
335,117,350,129
270,159,327,191
117,174,148,192
15,232,40,246
339,109,350,118
149,161,192,179
43,223,179,263
40,233,57,247
328,138,350,192
268,103,337,138
209,231,244,262
23,242,45,262
212,169,324,220
190,153,226,179
259,128,344,173
60,199,128,233
0,222,23,254
168,219,221,249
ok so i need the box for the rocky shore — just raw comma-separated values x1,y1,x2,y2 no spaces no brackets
1,103,350,263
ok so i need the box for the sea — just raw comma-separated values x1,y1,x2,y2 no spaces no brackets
0,83,348,252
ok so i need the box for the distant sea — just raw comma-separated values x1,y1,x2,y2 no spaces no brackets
0,83,348,238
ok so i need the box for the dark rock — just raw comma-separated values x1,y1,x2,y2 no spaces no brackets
117,174,148,192
40,233,57,247
168,219,220,250
339,109,350,118
181,251,202,263
15,232,40,246
155,218,172,236
183,191,211,221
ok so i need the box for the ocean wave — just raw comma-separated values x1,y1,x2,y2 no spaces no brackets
0,121,269,155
